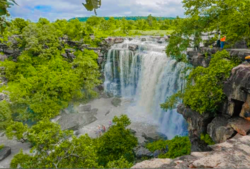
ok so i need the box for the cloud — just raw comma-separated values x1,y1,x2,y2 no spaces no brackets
9,0,185,22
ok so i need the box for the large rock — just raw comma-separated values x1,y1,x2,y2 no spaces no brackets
227,117,250,136
111,97,121,107
134,146,153,159
58,112,97,131
177,104,214,150
132,136,250,168
114,38,124,44
207,116,235,143
224,63,250,117
0,146,11,161
132,158,172,168
128,44,138,51
187,51,211,68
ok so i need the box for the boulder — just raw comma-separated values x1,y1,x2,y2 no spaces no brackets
0,146,11,161
78,105,92,112
128,44,138,51
240,94,250,121
111,97,121,107
58,113,97,130
141,38,147,42
207,116,235,143
132,136,250,168
177,104,214,139
134,146,153,159
228,117,250,136
141,132,163,142
187,51,211,68
189,135,212,152
114,38,124,44
132,158,172,168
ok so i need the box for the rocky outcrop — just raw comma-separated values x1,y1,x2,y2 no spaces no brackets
223,63,250,118
0,146,11,161
187,48,250,68
207,116,235,143
177,104,214,151
132,135,250,168
134,146,153,159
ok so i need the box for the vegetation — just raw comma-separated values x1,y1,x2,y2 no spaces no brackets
200,134,215,145
162,50,239,114
146,136,191,159
0,144,4,150
6,115,137,168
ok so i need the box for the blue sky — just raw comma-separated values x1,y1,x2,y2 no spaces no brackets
9,0,185,22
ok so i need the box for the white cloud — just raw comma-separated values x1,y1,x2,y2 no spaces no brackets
9,0,185,21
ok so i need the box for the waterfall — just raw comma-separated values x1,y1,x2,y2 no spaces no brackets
103,37,188,139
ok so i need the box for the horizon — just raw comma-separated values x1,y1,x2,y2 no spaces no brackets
9,0,185,22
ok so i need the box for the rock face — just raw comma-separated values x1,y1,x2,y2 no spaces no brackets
177,104,214,151
207,116,235,143
0,146,11,161
132,135,250,168
224,63,250,118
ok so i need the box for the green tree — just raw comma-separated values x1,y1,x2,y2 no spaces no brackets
96,115,138,166
0,0,17,33
8,120,99,168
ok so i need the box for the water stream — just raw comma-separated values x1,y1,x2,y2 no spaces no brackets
103,37,188,139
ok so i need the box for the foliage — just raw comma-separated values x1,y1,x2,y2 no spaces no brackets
96,114,138,166
0,100,12,129
0,0,17,34
106,156,133,169
0,144,4,150
161,91,183,110
163,50,238,114
8,115,136,168
200,133,215,145
146,136,191,159
0,21,101,121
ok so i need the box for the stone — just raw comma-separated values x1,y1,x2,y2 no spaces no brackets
132,136,250,168
141,132,163,142
177,104,214,150
0,93,5,101
61,53,67,58
134,146,153,159
0,53,7,61
0,146,11,161
111,97,121,107
207,116,235,143
240,94,250,121
132,158,172,168
78,105,91,112
58,113,97,130
227,117,250,136
114,38,124,44
90,108,98,115
141,38,147,42
128,44,138,51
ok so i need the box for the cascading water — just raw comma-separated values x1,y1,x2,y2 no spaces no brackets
103,37,188,139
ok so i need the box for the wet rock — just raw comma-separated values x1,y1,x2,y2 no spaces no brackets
111,97,121,107
142,132,163,142
128,44,138,51
0,146,11,161
90,108,98,115
228,117,250,136
114,38,124,44
78,105,91,112
141,38,147,42
58,113,97,131
207,116,235,143
134,146,153,159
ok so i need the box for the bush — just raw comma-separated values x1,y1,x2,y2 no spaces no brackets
146,136,191,159
200,134,215,145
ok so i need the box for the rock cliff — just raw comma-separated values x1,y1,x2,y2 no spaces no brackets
132,135,250,168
